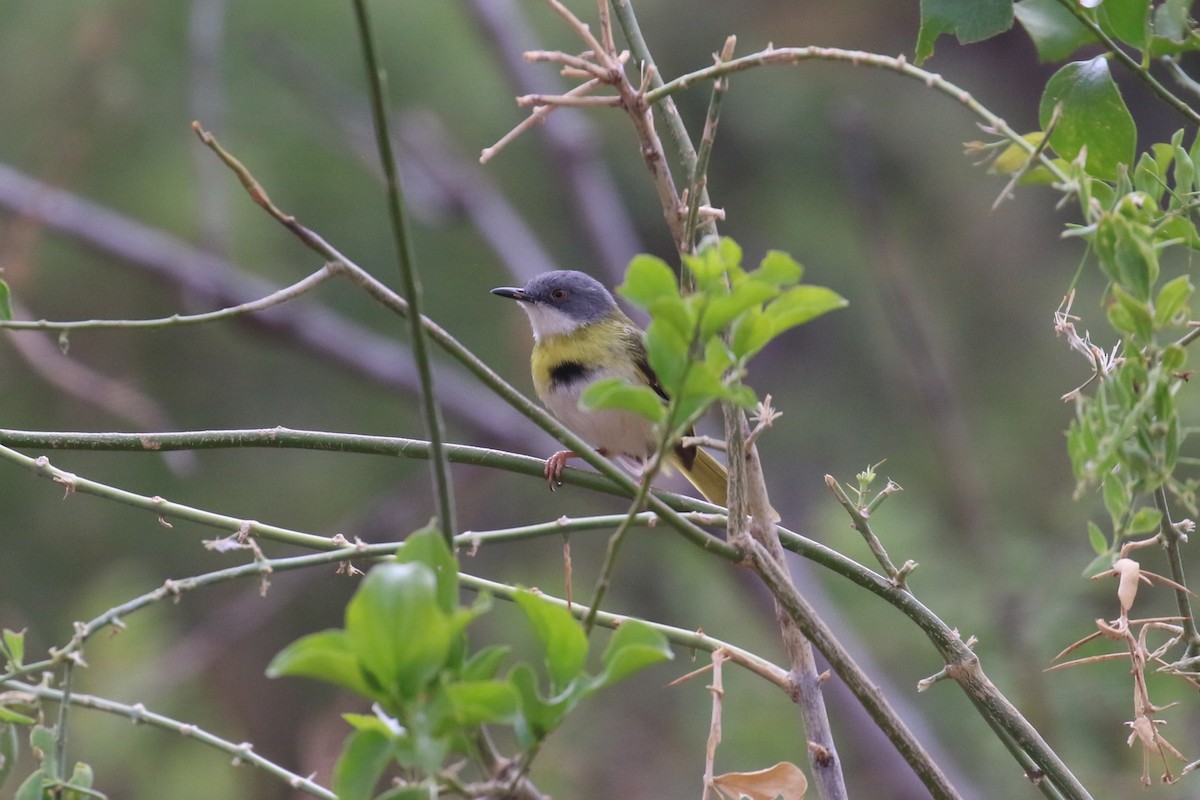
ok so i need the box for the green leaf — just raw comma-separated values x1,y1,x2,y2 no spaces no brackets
0,706,35,725
645,319,689,394
1133,152,1165,205
395,524,460,615
1128,506,1163,534
508,663,567,744
1096,0,1149,50
1109,284,1154,341
15,769,44,800
441,680,520,727
755,250,804,286
0,281,11,322
620,255,680,309
593,620,673,689
1152,0,1191,45
1161,344,1187,373
1040,57,1137,181
579,378,666,424
30,725,56,779
1,629,23,670
762,285,849,337
701,280,779,338
1102,473,1129,524
514,590,588,694
730,306,773,361
1095,212,1158,300
916,0,1013,63
1014,0,1096,61
332,728,395,800
1155,275,1193,327
1087,521,1109,555
1174,145,1196,196
266,629,374,698
342,713,397,736
0,723,17,791
462,645,511,682
346,563,455,703
65,761,94,789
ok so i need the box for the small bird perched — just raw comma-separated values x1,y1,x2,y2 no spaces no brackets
492,270,728,506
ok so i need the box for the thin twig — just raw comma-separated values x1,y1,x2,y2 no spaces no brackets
3,679,338,800
0,266,335,330
683,35,735,251
350,0,456,542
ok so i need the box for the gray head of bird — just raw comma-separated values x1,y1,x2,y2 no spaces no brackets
491,270,619,341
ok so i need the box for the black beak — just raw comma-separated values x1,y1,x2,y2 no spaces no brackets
490,286,527,301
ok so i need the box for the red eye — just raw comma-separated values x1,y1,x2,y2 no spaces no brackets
551,288,568,301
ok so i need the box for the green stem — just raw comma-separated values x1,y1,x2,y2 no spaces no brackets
351,0,456,543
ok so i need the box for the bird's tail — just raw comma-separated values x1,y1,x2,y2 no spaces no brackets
678,446,728,507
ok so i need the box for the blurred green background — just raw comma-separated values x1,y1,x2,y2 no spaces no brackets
1,1,1193,798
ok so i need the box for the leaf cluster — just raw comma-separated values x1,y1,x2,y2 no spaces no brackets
265,527,672,800
581,237,846,443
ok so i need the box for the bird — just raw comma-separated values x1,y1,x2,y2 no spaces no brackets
491,269,728,506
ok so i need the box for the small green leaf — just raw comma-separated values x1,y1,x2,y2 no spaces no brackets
1,629,24,670
332,728,396,800
0,723,17,790
916,0,1014,63
342,713,397,736
1161,344,1187,373
1128,507,1164,534
762,285,849,336
0,281,11,322
619,255,679,309
1087,521,1109,555
755,250,804,286
1174,145,1196,195
514,590,588,693
1155,275,1193,327
441,680,520,727
266,629,374,698
1102,474,1129,524
0,706,35,725
65,761,94,789
1014,0,1096,61
346,563,455,703
1109,284,1154,342
30,725,56,778
1133,152,1165,205
462,645,511,682
508,663,567,744
1040,57,1137,181
15,769,44,800
702,280,778,338
395,524,460,615
579,378,666,423
594,620,673,689
1095,213,1158,300
730,306,773,361
645,319,689,394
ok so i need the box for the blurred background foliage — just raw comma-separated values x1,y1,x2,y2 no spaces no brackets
0,0,1194,798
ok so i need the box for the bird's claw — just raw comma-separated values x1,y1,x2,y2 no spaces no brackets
544,450,574,491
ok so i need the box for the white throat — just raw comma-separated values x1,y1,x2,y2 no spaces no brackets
519,303,586,341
